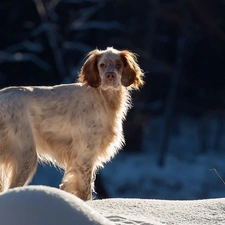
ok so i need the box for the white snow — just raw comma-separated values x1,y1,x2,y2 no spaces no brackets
0,186,225,225
0,186,113,225
89,197,225,225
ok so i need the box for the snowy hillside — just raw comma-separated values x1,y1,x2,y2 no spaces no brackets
0,186,225,225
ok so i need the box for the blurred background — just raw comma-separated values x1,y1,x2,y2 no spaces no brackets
1,0,225,200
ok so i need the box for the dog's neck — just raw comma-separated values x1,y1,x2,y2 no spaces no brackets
100,87,131,116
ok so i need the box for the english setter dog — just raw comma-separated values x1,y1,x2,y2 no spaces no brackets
0,47,144,200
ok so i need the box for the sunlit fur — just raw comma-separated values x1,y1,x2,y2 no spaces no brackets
0,47,144,200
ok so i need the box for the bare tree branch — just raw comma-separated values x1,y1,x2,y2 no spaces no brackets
70,20,125,31
69,2,105,30
63,42,93,53
0,51,51,71
4,40,44,53
34,0,66,79
31,23,51,37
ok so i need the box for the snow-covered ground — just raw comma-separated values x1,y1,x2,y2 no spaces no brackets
1,186,224,225
88,197,225,225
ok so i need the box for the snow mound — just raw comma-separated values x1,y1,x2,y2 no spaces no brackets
0,185,113,225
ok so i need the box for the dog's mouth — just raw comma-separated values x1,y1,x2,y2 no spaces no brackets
101,75,120,90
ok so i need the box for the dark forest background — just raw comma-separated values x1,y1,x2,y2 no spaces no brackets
1,0,225,198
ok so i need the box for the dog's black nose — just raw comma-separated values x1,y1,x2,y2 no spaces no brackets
106,72,116,79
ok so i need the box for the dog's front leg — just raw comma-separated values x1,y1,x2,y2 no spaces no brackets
59,163,96,201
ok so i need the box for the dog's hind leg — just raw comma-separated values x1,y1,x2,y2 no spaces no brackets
0,143,38,191
0,121,38,191
8,146,38,189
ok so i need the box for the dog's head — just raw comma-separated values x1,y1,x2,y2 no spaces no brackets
79,47,144,90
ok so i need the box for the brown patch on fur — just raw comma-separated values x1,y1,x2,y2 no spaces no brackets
79,49,101,88
120,50,144,89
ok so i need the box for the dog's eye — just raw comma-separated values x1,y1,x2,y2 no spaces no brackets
100,63,105,68
116,64,121,69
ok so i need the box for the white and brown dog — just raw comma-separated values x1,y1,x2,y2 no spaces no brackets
0,47,144,200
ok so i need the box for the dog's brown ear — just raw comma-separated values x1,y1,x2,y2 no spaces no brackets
79,49,101,88
120,50,144,90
